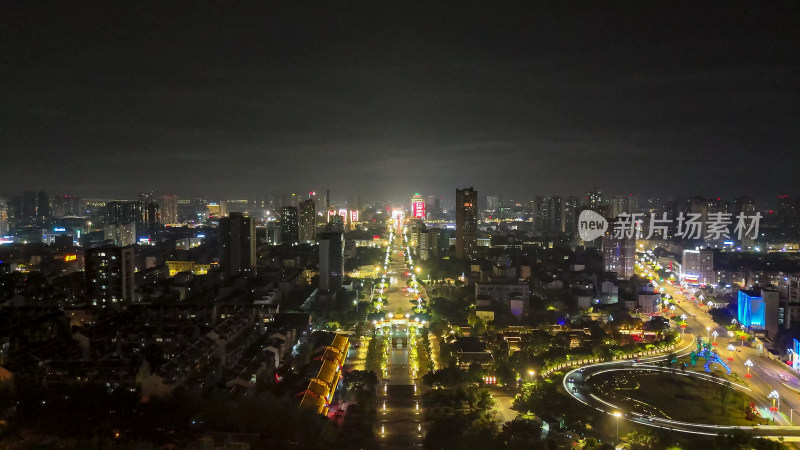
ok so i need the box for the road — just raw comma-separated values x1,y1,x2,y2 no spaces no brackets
487,386,518,423
382,228,417,316
377,222,424,448
636,251,800,426
560,251,800,439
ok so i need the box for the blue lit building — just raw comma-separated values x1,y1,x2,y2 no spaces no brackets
737,288,779,337
738,290,765,328
791,339,800,371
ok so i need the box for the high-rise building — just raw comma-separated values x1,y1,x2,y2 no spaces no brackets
104,222,136,246
143,202,161,239
105,201,146,239
280,205,299,245
36,191,49,219
738,288,779,338
22,191,37,219
609,196,629,219
486,195,500,216
319,232,344,292
682,249,714,285
159,195,179,224
299,199,316,244
52,195,81,217
455,187,478,259
419,229,431,261
534,196,549,233
602,233,635,279
411,193,425,219
777,195,799,240
660,200,677,239
547,196,562,233
733,197,757,249
219,212,256,277
587,189,604,211
428,228,442,258
562,196,581,239
85,245,135,309
139,191,155,204
0,198,8,235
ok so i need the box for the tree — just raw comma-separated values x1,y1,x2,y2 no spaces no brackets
459,417,497,450
424,415,468,450
476,389,494,412
497,418,543,450
624,430,660,449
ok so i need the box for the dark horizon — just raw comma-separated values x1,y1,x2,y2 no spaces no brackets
2,1,798,201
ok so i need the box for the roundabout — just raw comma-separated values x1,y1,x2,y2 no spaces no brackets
564,352,800,440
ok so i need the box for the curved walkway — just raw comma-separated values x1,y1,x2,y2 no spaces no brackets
564,356,800,439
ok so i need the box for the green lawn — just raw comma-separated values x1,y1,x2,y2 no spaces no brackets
590,372,767,426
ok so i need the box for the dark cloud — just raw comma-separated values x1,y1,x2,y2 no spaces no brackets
1,0,798,203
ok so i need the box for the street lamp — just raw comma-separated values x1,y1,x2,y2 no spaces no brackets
706,326,711,340
768,390,780,421
613,412,622,445
712,330,718,344
744,359,753,379
528,370,535,381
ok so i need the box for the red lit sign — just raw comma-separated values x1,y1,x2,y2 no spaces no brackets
412,201,425,219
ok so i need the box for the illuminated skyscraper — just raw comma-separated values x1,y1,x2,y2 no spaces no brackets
85,245,135,310
681,249,714,285
603,233,635,279
587,189,604,211
562,196,581,239
455,187,478,259
280,205,299,245
411,193,425,219
299,199,316,243
159,195,179,224
548,196,562,233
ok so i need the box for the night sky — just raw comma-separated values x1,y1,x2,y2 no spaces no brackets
1,1,798,202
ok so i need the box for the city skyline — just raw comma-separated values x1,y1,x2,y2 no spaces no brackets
1,1,798,199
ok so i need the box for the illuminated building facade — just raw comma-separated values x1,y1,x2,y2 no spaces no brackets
681,249,714,285
85,245,135,309
455,187,478,259
299,199,316,244
166,261,211,277
602,233,635,279
411,193,425,219
159,195,179,224
738,288,779,337
280,205,299,245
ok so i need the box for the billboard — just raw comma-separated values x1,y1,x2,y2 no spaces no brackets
411,193,425,219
